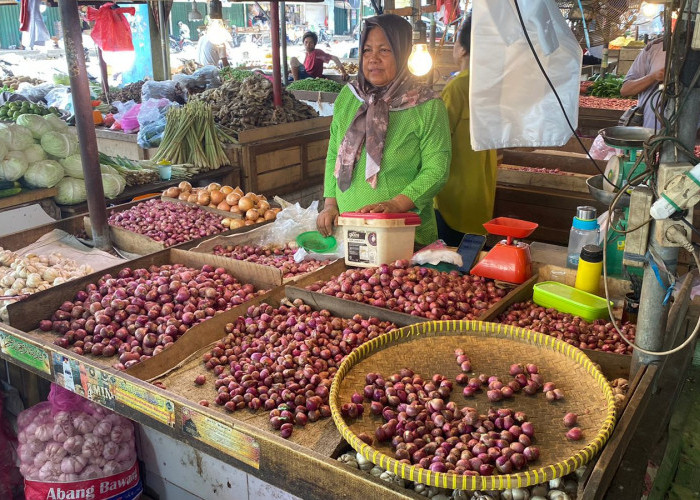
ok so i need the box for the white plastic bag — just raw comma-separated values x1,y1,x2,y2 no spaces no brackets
470,0,582,150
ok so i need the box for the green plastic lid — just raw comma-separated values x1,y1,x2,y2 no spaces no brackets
296,231,337,253
532,281,612,322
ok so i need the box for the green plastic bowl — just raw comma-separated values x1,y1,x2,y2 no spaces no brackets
532,281,613,322
296,231,337,253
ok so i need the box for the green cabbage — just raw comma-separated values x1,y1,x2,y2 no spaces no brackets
0,153,28,181
54,177,87,205
60,154,84,179
24,144,46,164
23,159,65,188
0,141,7,161
16,114,52,139
100,164,119,176
44,114,69,132
40,131,78,158
101,173,124,199
0,124,35,151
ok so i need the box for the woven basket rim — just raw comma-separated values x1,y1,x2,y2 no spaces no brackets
329,320,617,491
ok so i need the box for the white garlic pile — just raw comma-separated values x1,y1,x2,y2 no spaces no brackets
0,247,93,322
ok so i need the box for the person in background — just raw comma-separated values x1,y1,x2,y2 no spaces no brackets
316,14,451,247
620,37,664,130
290,31,348,81
196,31,232,67
434,16,497,246
177,21,191,49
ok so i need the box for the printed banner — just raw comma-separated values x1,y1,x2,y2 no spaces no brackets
0,331,50,374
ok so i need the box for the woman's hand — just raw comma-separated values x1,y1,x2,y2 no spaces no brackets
358,195,414,214
317,205,339,236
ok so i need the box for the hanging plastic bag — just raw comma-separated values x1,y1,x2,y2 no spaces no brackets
470,0,582,150
120,103,142,133
86,3,136,53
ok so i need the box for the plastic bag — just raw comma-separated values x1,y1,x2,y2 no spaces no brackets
17,384,142,500
589,133,621,161
172,65,222,93
86,3,136,53
136,98,176,148
44,86,72,112
120,103,142,133
411,240,463,266
17,82,58,103
141,80,186,104
470,0,581,150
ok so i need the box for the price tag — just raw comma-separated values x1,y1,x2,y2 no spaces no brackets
114,379,175,427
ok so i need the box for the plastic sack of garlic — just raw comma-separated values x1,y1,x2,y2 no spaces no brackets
0,248,93,322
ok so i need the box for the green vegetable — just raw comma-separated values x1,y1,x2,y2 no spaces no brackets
16,114,52,139
54,177,87,205
0,101,60,122
588,75,632,98
0,186,21,198
40,131,78,158
287,78,344,93
0,180,19,190
0,153,28,181
24,160,65,188
219,67,254,82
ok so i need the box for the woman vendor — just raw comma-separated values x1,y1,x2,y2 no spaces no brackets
316,14,452,247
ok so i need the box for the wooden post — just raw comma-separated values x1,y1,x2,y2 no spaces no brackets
148,6,167,81
270,1,283,106
58,0,111,250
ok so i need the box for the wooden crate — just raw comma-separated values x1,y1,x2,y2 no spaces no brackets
228,117,332,196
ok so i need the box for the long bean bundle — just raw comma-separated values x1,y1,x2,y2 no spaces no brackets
153,101,229,170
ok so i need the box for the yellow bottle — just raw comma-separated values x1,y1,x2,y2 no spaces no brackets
575,245,603,295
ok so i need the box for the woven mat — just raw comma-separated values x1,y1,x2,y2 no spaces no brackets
331,321,616,491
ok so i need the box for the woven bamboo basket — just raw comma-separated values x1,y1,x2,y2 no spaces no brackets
330,320,616,491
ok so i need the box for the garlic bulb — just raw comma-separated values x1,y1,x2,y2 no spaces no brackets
547,491,570,500
502,489,529,500
26,273,43,288
548,479,562,490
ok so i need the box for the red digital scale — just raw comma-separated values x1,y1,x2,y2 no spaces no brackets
470,217,539,284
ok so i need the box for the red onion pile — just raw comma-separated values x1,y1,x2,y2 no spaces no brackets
199,300,396,438
496,301,635,354
347,368,539,476
211,243,334,278
108,199,226,247
579,95,637,110
307,260,507,320
41,264,264,369
17,400,136,482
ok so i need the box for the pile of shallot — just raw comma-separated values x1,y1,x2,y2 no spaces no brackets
108,199,226,246
195,300,396,438
42,264,264,369
211,243,334,278
17,399,136,482
344,368,540,476
496,301,635,354
307,260,507,320
0,248,93,322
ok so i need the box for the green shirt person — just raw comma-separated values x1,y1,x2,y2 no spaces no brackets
317,14,451,247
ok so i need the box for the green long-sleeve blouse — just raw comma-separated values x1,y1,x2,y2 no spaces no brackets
323,86,452,246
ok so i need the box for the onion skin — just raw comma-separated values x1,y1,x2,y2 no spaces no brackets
566,427,583,441
563,412,578,427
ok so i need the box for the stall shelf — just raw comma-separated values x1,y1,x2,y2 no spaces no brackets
0,186,60,219
0,245,693,499
56,165,241,218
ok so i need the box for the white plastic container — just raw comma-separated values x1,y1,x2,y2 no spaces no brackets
337,212,421,267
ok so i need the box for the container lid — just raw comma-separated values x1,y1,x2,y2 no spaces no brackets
572,217,599,230
339,212,421,226
296,231,338,253
533,281,612,321
580,244,603,263
576,206,597,220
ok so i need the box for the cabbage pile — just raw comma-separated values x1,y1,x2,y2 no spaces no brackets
0,115,127,204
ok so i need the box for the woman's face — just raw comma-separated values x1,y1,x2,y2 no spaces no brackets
362,28,397,87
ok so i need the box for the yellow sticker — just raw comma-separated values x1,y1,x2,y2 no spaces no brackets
181,406,260,469
114,379,175,427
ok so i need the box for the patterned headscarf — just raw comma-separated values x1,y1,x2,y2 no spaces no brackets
334,14,437,192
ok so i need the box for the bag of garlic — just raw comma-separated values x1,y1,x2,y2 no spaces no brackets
17,384,143,500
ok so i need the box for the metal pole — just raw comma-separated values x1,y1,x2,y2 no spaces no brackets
427,18,436,85
270,1,283,106
58,0,111,251
97,48,109,102
280,1,289,85
158,1,171,79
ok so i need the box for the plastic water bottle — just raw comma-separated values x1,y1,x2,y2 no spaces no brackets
566,206,600,269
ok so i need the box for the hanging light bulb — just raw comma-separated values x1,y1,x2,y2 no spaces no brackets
207,0,230,46
407,20,432,77
188,0,204,22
